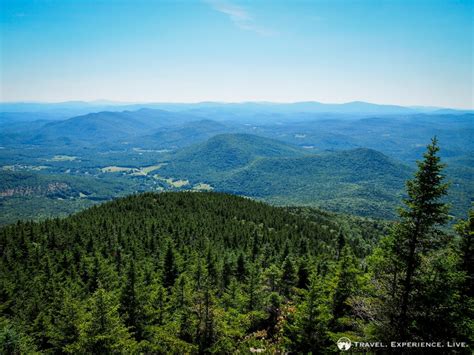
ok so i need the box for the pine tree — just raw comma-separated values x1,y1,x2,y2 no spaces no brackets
454,209,474,343
236,253,246,282
281,257,297,297
163,244,178,289
73,286,136,353
47,287,84,352
456,209,474,300
297,259,310,289
245,263,262,311
221,257,233,290
373,138,450,339
336,230,345,260
331,245,359,330
285,274,331,352
120,260,144,340
195,279,216,352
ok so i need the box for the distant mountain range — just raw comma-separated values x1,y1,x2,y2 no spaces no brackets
2,105,473,156
0,109,203,145
1,100,472,119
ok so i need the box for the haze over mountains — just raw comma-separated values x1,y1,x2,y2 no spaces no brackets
1,100,472,120
0,101,472,224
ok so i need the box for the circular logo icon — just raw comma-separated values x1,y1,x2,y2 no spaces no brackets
337,337,352,351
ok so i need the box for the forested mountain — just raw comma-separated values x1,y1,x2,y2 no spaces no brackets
137,120,233,149
0,191,383,352
157,134,411,218
163,133,308,176
1,185,472,353
0,170,139,225
0,109,202,146
219,148,411,218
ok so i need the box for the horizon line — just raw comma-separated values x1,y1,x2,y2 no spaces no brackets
0,99,473,111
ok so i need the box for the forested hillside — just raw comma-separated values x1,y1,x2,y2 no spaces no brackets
1,162,472,353
0,191,381,353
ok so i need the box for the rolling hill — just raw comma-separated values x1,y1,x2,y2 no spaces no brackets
160,133,309,179
219,148,411,218
2,108,203,146
157,134,411,218
0,106,471,222
134,119,235,149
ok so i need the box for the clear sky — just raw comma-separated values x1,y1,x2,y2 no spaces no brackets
0,0,472,108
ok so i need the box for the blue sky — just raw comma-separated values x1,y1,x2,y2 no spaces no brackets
0,0,472,108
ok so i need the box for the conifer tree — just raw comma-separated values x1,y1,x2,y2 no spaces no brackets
281,257,297,297
297,259,310,289
373,137,450,339
245,263,262,311
73,286,135,353
456,209,474,301
331,245,359,330
47,287,84,352
454,209,474,343
285,274,331,352
163,244,178,289
195,279,216,352
236,253,246,282
120,260,144,339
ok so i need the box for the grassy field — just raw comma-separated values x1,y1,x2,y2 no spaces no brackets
100,166,137,173
49,155,77,161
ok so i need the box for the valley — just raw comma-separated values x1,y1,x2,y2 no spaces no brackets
0,102,472,224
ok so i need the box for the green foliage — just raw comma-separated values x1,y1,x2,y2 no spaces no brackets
70,286,136,353
366,138,470,344
454,209,474,344
0,191,388,353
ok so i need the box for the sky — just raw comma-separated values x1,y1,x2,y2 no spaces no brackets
0,0,472,108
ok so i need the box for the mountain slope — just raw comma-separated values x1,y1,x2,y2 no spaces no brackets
220,148,411,218
0,191,388,352
157,134,411,218
160,133,308,178
8,108,202,146
0,170,140,225
134,119,235,149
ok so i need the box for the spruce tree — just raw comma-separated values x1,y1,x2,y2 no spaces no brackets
286,274,331,352
163,244,178,289
281,257,297,297
74,286,135,353
374,137,450,339
120,260,144,340
456,209,474,301
331,245,359,329
236,253,246,282
454,209,474,344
